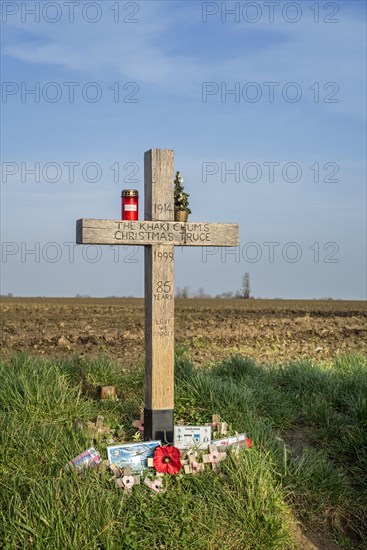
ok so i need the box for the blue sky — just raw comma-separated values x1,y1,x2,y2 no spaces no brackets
1,0,366,299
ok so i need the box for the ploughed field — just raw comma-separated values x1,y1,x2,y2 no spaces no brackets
1,297,366,363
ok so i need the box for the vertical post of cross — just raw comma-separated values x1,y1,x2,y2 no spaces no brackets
143,149,175,442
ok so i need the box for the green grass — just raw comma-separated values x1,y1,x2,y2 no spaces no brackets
0,352,366,549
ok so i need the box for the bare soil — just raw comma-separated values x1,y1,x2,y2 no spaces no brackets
1,297,366,365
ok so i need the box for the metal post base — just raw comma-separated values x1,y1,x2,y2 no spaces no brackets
144,408,174,444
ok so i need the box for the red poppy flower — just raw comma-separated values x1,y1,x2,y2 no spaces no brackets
153,446,182,475
246,438,253,448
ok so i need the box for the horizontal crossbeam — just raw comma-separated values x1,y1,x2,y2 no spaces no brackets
76,219,239,247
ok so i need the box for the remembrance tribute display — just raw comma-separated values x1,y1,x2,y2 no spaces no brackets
76,149,239,442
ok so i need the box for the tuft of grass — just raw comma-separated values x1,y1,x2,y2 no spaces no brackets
0,352,366,549
209,353,367,546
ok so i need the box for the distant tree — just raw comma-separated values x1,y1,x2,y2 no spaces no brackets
175,286,190,298
242,272,251,299
196,287,211,298
181,286,190,299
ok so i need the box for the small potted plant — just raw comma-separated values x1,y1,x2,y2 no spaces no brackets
174,171,191,222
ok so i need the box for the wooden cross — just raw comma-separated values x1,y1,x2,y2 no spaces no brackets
76,149,239,443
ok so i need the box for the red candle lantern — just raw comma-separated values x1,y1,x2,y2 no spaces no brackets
121,189,139,220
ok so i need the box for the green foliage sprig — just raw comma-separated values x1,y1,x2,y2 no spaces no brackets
174,171,191,214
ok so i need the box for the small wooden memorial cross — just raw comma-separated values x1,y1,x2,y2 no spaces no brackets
76,149,239,442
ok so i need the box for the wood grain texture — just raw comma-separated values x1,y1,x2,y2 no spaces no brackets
144,149,174,222
76,219,239,247
144,149,175,410
144,244,174,409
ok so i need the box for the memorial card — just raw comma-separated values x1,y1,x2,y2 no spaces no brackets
174,426,211,450
107,441,161,474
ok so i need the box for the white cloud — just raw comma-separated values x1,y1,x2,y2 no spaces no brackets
2,1,365,120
